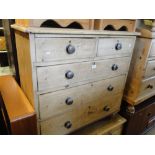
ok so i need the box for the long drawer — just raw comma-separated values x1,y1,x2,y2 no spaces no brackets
144,60,155,78
39,75,126,120
97,37,135,58
37,57,130,91
40,93,122,135
35,37,96,62
139,76,155,98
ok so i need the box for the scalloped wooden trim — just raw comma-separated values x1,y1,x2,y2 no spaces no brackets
94,19,136,32
40,20,83,29
15,19,94,30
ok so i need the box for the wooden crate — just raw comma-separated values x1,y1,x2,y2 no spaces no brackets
72,114,126,135
15,19,94,30
94,19,136,32
0,37,6,51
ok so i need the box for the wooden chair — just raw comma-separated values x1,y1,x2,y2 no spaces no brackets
0,75,37,135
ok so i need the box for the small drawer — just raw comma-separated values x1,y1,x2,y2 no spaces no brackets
97,37,135,58
40,94,122,135
149,39,155,58
144,60,155,78
37,57,130,91
139,76,155,98
39,75,126,120
35,37,96,62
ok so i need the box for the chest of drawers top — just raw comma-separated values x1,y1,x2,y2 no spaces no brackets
12,24,139,36
137,28,155,39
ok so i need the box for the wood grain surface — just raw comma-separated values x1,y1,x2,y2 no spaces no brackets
0,75,37,134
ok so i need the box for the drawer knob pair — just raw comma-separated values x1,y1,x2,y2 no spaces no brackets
111,64,118,71
147,84,153,89
65,97,73,105
115,43,122,50
64,121,72,129
103,105,110,112
65,71,74,79
66,44,75,54
107,85,114,91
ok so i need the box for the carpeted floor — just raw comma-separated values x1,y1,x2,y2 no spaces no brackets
145,127,155,135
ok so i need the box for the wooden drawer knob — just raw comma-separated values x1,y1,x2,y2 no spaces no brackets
111,64,118,71
65,97,73,105
66,44,75,54
147,112,151,117
103,105,110,112
115,43,122,50
147,84,153,89
64,121,72,129
65,71,74,79
107,85,114,91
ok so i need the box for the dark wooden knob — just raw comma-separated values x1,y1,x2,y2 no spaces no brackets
103,106,110,112
147,112,151,117
107,85,114,91
65,97,73,105
147,84,153,89
64,121,72,129
111,64,118,71
126,105,135,115
115,43,122,50
66,45,75,54
65,71,74,79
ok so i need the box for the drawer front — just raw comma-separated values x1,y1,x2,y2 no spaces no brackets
144,60,155,78
40,94,122,135
139,77,155,98
35,38,96,62
97,37,135,57
37,57,130,91
39,75,126,120
149,40,155,58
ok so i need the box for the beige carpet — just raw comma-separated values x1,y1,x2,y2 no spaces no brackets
145,127,155,135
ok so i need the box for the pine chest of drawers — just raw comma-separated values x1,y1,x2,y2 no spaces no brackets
12,24,138,134
124,29,155,105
